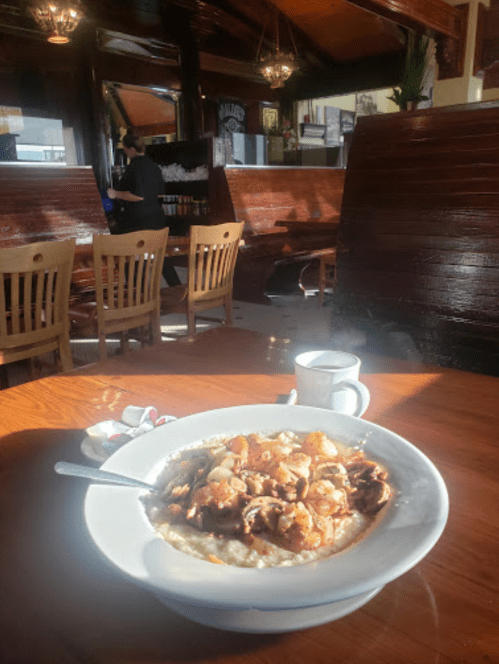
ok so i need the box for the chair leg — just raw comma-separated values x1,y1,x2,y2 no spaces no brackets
318,257,326,306
225,296,234,326
119,332,129,355
187,310,196,338
151,313,161,345
98,331,108,361
0,365,9,390
59,337,74,372
29,358,40,380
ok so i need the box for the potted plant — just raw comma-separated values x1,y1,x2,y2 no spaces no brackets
388,32,431,111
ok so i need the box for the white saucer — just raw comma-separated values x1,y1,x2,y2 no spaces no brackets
80,436,111,464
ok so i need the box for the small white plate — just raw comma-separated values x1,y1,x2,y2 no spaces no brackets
80,435,112,464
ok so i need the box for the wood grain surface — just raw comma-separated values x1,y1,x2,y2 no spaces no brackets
336,102,499,376
0,327,498,664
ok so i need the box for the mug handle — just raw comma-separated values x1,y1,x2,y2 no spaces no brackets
331,379,370,417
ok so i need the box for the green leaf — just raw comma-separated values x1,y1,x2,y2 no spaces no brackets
387,31,431,111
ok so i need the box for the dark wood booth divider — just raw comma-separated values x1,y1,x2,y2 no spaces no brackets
0,165,108,246
0,165,110,305
222,166,344,302
335,101,499,375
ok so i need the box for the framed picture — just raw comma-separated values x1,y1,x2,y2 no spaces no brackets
217,99,247,138
262,107,279,134
355,92,378,117
340,110,356,134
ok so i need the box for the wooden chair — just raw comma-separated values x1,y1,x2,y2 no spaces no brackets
318,249,337,306
70,229,168,361
0,239,76,386
161,222,244,338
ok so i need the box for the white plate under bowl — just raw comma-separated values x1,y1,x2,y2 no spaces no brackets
84,405,448,631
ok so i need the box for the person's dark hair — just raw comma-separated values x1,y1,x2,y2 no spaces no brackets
122,129,145,153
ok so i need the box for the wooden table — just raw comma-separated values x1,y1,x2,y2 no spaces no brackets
1,327,498,663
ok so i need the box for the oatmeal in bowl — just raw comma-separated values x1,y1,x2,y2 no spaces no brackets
83,404,448,632
146,429,392,568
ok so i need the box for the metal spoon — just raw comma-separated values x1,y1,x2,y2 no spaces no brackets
54,461,157,492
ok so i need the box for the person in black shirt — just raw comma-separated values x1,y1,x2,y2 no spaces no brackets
107,130,180,287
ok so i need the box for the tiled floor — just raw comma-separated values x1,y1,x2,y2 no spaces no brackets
2,291,337,389
162,293,332,342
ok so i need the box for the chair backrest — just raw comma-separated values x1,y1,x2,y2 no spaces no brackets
0,238,75,357
187,222,244,305
93,229,168,325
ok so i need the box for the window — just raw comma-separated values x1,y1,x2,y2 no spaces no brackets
0,107,66,164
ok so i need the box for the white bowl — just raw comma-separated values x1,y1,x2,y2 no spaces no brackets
84,405,449,633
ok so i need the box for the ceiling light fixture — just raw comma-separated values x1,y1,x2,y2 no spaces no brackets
28,0,84,44
256,9,299,89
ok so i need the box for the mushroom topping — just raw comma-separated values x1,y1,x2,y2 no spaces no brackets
313,462,350,489
350,479,392,514
241,496,287,535
148,430,393,563
345,460,387,483
240,470,270,496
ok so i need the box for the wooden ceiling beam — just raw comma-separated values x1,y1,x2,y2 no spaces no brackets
205,0,335,70
342,0,463,39
279,50,405,101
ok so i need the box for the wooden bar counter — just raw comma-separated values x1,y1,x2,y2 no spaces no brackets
0,326,498,663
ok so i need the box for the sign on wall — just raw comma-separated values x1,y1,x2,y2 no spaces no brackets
217,99,247,138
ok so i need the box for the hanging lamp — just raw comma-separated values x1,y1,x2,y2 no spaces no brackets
28,0,85,44
256,9,299,89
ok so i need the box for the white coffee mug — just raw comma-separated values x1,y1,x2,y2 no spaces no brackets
294,350,370,417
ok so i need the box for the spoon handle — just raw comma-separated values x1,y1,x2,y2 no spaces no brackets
54,461,155,491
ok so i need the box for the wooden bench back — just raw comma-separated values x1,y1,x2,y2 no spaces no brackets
0,165,109,247
223,167,345,234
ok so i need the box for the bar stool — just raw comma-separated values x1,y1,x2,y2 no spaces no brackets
318,249,337,305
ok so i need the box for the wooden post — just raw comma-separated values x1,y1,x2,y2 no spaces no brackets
161,5,203,141
74,25,110,189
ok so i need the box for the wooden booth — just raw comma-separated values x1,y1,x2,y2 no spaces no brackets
334,101,499,376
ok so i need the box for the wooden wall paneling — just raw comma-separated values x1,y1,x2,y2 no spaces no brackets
474,1,487,77
342,0,464,39
436,3,469,80
0,70,19,106
208,167,237,224
335,103,499,376
97,51,182,90
200,70,275,103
